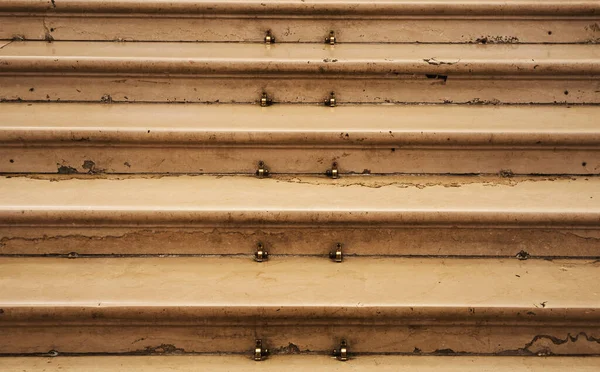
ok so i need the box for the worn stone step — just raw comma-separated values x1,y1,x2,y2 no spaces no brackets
0,175,599,256
1,0,599,43
0,256,598,355
1,42,599,103
1,103,599,175
2,355,600,371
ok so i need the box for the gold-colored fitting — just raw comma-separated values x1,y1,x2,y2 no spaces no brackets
255,243,269,262
326,31,337,45
333,340,348,361
254,339,269,361
329,243,343,262
256,161,270,178
264,31,275,44
326,92,337,107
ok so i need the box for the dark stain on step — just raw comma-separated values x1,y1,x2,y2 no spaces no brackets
57,165,78,174
433,348,457,354
83,160,104,174
143,343,185,355
475,36,519,44
425,74,447,83
273,342,301,354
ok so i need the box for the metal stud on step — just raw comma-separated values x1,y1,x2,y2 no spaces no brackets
326,31,337,45
326,162,339,179
256,161,270,178
326,91,337,107
329,243,343,262
333,339,349,361
255,242,269,262
264,31,275,44
254,339,269,361
260,92,272,107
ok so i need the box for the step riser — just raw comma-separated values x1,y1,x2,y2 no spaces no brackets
2,147,598,175
2,226,599,257
2,76,599,104
3,17,599,43
2,325,599,355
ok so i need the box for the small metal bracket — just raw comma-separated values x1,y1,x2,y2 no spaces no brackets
260,92,272,107
333,340,348,361
254,339,269,361
255,242,269,262
256,161,270,178
325,162,339,179
326,31,337,45
325,91,337,107
329,243,343,262
264,31,275,44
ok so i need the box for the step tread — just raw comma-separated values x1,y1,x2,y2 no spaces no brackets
1,42,599,75
1,103,599,146
0,257,598,316
0,176,598,225
3,355,600,371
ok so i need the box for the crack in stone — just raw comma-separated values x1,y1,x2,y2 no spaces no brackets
499,332,600,356
0,228,286,252
0,41,13,50
42,18,54,42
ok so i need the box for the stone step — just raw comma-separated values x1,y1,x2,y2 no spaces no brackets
0,175,598,256
0,256,598,355
1,0,598,43
1,103,598,175
1,42,599,103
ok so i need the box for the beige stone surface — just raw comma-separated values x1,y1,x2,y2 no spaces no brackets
0,257,597,310
0,257,598,354
2,16,598,43
1,103,598,174
0,175,598,225
2,355,600,371
1,42,599,76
